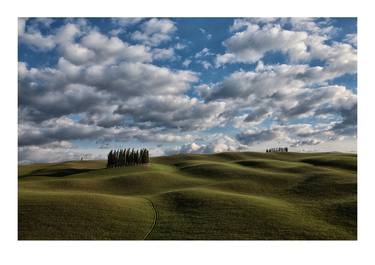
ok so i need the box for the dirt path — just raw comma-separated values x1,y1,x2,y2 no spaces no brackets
142,197,158,240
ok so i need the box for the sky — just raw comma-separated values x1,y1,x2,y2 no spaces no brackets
18,17,357,164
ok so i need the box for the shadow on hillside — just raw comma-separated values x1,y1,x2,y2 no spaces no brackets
19,168,95,179
300,158,357,171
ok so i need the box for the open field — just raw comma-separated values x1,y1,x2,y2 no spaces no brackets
18,152,357,240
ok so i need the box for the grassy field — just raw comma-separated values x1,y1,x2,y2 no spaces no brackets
18,152,357,240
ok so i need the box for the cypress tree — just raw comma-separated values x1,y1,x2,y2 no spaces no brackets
111,149,115,168
131,149,134,165
145,149,149,164
140,149,144,164
115,149,119,167
124,149,127,166
107,150,112,168
122,149,125,167
119,149,122,167
113,150,117,168
122,149,126,167
125,149,129,166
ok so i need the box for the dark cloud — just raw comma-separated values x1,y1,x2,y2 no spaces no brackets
290,139,321,147
18,118,106,147
236,129,279,145
244,107,269,122
114,95,225,131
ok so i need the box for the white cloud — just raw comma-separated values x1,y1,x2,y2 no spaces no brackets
216,18,357,74
18,59,200,126
199,60,213,69
343,33,357,47
195,47,212,58
236,124,332,147
289,138,321,147
288,18,335,36
81,30,153,64
166,135,243,155
152,48,175,61
199,28,206,34
199,62,356,141
199,28,212,40
31,18,55,28
175,43,187,50
61,43,96,65
203,63,355,101
18,18,56,51
112,18,144,27
230,18,279,32
18,117,106,146
57,57,82,78
54,23,81,45
18,144,104,164
131,18,176,46
216,23,309,65
182,59,192,67
84,62,198,97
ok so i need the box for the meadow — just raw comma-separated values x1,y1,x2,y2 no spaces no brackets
18,152,357,240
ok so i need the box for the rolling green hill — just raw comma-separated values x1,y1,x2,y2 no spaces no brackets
18,152,357,240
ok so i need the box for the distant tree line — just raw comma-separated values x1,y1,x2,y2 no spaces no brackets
266,147,288,153
107,148,150,168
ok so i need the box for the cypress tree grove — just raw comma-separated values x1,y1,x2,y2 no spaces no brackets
107,148,150,168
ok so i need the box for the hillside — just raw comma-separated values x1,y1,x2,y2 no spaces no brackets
18,152,357,240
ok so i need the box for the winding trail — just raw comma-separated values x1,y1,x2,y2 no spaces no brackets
142,197,158,240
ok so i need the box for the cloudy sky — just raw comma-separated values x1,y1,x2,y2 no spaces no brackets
18,17,357,164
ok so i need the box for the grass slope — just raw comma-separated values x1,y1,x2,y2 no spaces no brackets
18,152,357,240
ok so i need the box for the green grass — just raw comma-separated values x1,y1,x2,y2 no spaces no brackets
18,152,357,240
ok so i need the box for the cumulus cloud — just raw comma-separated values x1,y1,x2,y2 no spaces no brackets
152,48,175,60
235,123,341,148
289,139,321,147
216,18,357,75
195,48,212,58
199,60,213,69
112,18,144,27
18,18,56,51
236,129,281,145
18,64,109,122
18,58,199,124
18,117,106,147
131,18,176,46
80,30,153,64
244,107,270,123
287,18,335,35
199,62,357,140
84,62,198,97
115,95,226,131
175,43,187,50
202,63,349,101
18,144,104,164
343,33,357,47
216,23,309,65
182,59,192,67
165,135,244,155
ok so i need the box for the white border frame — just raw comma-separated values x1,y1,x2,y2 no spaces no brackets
2,0,374,264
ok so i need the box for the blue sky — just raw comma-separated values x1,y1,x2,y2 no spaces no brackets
18,18,357,163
